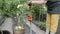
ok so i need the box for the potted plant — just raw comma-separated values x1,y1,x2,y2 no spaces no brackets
14,5,25,34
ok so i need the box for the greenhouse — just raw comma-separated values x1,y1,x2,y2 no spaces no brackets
0,0,60,34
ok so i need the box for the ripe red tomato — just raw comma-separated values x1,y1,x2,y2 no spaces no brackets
28,16,32,22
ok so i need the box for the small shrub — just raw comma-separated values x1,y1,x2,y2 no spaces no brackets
39,22,46,31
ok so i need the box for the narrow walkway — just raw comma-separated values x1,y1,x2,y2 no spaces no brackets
23,19,45,34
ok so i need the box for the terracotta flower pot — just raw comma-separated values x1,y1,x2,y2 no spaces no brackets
14,28,25,34
14,26,25,34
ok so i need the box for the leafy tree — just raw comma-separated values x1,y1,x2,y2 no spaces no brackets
0,0,19,17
